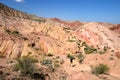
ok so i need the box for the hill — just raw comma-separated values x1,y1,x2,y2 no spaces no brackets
0,3,120,80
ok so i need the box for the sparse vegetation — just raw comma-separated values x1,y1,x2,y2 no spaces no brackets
40,59,52,66
63,27,72,33
40,58,55,72
67,54,75,60
91,64,109,75
81,42,98,54
40,58,60,72
82,42,87,47
32,19,46,23
98,51,105,54
76,53,85,63
13,56,38,76
84,46,97,54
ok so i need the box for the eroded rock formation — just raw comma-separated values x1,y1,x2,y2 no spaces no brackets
0,3,120,58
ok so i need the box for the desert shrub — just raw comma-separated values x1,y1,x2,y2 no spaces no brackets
40,58,60,72
82,42,87,47
32,19,46,23
40,59,52,66
67,54,75,60
81,42,97,54
98,51,105,54
40,59,55,71
68,39,75,42
13,56,38,76
91,64,109,75
76,53,85,63
84,46,97,54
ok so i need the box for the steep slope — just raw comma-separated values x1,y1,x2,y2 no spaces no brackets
0,3,31,19
0,3,120,58
0,3,79,58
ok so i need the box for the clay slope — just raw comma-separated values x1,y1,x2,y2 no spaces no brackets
0,13,78,58
0,3,44,20
75,22,120,51
0,3,120,59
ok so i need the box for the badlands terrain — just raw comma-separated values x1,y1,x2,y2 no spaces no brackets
0,3,120,80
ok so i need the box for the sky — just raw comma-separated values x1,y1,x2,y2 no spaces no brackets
0,0,120,24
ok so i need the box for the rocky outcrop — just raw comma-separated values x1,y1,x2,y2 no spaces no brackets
0,13,79,58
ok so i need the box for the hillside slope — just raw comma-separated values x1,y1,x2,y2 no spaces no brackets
0,3,120,80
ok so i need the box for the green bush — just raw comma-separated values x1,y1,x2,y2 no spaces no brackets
40,59,52,66
91,64,109,75
40,59,55,71
82,42,87,47
67,54,75,60
98,51,105,54
13,56,38,76
32,19,46,23
76,53,85,63
40,58,60,72
84,46,97,54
